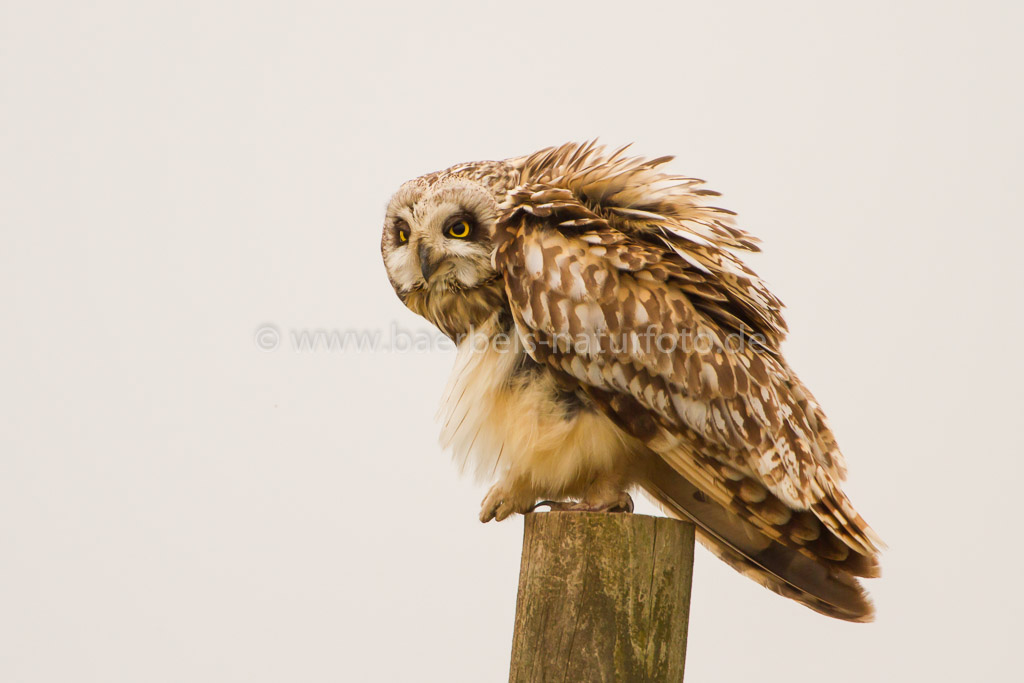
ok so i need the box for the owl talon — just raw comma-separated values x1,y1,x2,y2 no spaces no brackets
530,500,588,512
529,493,634,514
615,493,635,514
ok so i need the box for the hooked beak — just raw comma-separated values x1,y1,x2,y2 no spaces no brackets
418,243,443,282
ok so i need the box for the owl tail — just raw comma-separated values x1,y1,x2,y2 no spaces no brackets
641,456,876,622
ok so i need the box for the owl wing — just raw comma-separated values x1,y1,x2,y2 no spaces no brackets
494,143,882,620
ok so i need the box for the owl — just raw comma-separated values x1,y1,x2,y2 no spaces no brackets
381,142,882,621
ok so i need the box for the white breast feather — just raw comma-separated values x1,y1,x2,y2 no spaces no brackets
437,318,633,494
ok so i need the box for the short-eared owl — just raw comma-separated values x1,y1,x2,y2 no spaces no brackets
380,142,882,621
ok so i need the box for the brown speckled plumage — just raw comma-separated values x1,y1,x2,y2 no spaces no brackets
381,142,882,621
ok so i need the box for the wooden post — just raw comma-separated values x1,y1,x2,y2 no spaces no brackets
508,512,695,683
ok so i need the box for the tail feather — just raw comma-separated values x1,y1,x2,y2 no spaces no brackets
642,455,876,622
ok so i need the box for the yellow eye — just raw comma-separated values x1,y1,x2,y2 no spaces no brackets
398,229,408,243
446,220,472,239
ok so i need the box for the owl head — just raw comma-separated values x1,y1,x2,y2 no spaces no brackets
381,161,516,337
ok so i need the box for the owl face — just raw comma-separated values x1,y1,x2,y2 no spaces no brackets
381,175,501,298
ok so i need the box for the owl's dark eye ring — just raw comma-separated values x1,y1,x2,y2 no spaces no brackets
394,220,409,244
444,215,475,240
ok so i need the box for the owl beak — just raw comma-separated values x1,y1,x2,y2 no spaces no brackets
419,243,443,282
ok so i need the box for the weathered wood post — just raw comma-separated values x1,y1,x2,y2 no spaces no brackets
508,512,695,682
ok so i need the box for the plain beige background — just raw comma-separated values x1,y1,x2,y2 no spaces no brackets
2,1,1022,681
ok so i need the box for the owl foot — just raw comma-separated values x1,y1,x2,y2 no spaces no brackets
530,492,634,514
480,484,535,523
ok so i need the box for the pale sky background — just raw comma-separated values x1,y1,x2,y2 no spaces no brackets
2,1,1022,681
